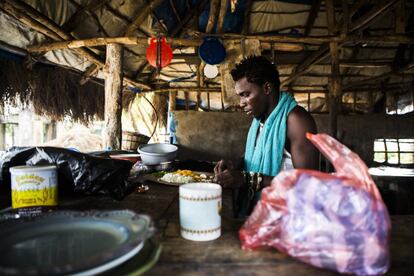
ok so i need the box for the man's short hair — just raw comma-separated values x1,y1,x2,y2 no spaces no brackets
230,56,280,89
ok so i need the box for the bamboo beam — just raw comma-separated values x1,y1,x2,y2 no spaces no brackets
124,0,164,36
104,44,123,150
304,0,322,36
206,0,220,33
1,0,151,90
216,0,229,33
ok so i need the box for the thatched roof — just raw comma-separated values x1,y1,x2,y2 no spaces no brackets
0,0,413,116
0,51,104,122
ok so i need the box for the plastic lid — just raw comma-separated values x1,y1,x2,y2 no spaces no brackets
204,64,219,78
198,37,226,65
10,165,57,172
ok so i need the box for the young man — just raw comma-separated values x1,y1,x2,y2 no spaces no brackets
214,56,319,217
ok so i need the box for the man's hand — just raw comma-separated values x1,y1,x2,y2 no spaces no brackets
214,160,244,189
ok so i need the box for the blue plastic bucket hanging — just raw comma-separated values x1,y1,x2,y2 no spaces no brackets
198,37,226,65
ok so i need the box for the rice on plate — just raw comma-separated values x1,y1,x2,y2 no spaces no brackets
160,170,209,184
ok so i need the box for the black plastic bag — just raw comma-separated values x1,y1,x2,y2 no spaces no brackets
0,147,134,200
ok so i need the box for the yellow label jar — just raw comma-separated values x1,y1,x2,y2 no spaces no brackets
10,165,58,213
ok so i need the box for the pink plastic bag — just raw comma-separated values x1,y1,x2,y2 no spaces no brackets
239,133,391,275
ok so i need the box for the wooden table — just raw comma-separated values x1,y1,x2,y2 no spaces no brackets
52,182,412,275
2,182,414,275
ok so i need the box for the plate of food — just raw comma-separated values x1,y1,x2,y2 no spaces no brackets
147,170,215,186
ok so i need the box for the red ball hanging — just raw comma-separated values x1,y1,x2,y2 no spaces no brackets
146,37,173,69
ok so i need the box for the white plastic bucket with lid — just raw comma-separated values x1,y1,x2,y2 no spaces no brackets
10,165,58,209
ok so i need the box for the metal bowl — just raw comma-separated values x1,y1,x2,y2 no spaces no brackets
137,143,178,165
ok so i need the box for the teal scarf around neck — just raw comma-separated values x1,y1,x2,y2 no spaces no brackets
244,92,297,176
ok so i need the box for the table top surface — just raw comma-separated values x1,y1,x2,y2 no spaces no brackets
57,180,414,276
1,179,413,275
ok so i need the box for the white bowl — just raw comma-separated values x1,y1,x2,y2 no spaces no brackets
137,143,178,165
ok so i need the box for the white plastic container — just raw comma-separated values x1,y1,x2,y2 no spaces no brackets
10,165,58,212
138,143,178,165
179,183,222,241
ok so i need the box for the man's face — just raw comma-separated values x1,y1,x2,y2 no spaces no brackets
235,77,267,119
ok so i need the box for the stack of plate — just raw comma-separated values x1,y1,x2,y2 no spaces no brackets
0,210,160,275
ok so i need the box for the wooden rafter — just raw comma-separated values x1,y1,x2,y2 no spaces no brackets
304,0,322,36
169,0,181,23
206,0,220,33
242,0,253,35
27,34,414,54
124,0,164,36
216,0,229,33
349,0,399,32
171,0,209,36
62,0,110,32
349,0,369,18
325,0,337,34
344,61,414,89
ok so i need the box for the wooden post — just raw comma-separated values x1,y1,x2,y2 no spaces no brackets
44,121,57,142
328,45,341,137
104,44,123,150
0,102,4,150
326,0,341,139
0,124,5,150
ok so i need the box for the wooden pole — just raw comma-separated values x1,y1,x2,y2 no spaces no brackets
206,0,220,33
242,0,253,35
104,44,123,150
326,0,342,139
0,101,4,150
196,64,204,109
216,0,229,33
168,91,177,112
0,124,5,150
304,0,322,36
